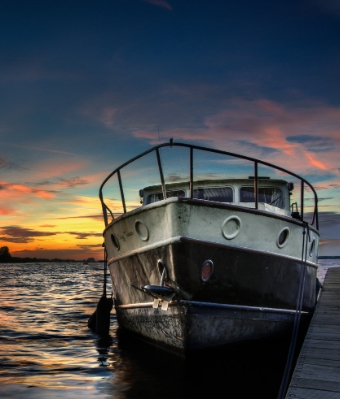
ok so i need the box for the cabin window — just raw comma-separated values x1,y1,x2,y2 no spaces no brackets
193,187,233,202
240,187,283,208
146,189,186,205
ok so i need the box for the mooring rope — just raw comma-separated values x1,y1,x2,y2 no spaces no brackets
278,221,310,398
103,247,107,297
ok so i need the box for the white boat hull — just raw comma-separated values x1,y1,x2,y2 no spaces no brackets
104,198,318,354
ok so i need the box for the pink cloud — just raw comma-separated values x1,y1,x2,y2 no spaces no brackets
0,181,56,201
133,98,340,176
0,205,15,215
31,159,89,180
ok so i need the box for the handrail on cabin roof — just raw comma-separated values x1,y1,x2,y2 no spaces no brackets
99,140,319,230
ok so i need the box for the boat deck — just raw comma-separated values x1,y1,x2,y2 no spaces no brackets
286,267,340,398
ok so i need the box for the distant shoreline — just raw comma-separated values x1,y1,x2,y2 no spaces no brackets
0,258,103,264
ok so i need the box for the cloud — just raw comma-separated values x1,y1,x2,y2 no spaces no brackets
0,226,58,243
0,225,102,244
66,231,102,240
0,205,16,215
0,156,28,171
133,97,340,176
0,141,78,156
316,211,340,227
58,177,89,188
1,182,56,200
64,178,89,188
57,214,102,220
142,0,173,10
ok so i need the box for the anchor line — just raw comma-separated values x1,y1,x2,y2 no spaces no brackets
103,247,107,297
278,221,310,398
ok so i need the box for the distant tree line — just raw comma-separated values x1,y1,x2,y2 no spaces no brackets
0,246,78,263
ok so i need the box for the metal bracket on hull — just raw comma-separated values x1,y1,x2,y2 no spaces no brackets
131,284,176,310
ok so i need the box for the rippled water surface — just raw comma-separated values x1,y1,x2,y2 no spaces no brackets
0,260,335,398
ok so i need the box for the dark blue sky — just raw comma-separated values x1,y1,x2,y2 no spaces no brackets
1,0,340,258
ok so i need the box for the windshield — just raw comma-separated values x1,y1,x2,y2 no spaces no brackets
193,187,233,202
240,187,283,208
146,189,186,205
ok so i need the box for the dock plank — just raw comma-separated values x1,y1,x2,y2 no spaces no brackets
286,267,340,399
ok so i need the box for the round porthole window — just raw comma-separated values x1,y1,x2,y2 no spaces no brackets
111,233,120,250
221,216,242,240
201,260,214,283
277,227,290,248
135,220,149,241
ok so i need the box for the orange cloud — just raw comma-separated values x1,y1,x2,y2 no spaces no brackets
2,182,55,200
0,205,15,215
304,151,328,171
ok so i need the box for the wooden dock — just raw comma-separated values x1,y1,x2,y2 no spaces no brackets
286,267,340,398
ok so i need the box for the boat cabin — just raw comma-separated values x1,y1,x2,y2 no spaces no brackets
139,177,294,217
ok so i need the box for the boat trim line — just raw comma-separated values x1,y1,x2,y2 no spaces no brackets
107,236,318,269
115,300,309,315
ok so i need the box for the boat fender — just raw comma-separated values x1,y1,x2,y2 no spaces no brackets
88,309,97,330
88,295,113,335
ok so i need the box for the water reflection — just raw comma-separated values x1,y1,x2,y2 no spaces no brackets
100,330,290,399
0,261,333,399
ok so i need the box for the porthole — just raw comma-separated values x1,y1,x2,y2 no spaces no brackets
111,233,120,250
309,239,316,257
222,216,241,240
201,260,214,283
135,219,149,241
277,227,290,248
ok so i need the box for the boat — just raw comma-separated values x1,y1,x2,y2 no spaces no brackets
99,140,319,356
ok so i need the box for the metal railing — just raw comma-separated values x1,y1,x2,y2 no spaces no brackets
99,141,319,230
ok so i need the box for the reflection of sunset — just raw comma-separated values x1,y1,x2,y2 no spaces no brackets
0,263,119,396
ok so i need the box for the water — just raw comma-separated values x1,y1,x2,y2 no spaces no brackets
0,260,336,399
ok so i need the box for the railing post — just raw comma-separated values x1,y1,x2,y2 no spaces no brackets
300,179,305,221
254,161,258,209
190,147,193,198
156,148,167,200
102,203,108,227
300,181,304,222
117,169,126,214
315,197,319,230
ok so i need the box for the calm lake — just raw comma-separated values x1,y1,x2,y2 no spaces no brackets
0,260,335,399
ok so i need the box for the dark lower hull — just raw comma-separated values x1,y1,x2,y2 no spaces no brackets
115,301,310,356
109,238,317,355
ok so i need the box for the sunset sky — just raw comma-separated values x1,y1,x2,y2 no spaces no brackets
1,0,340,260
